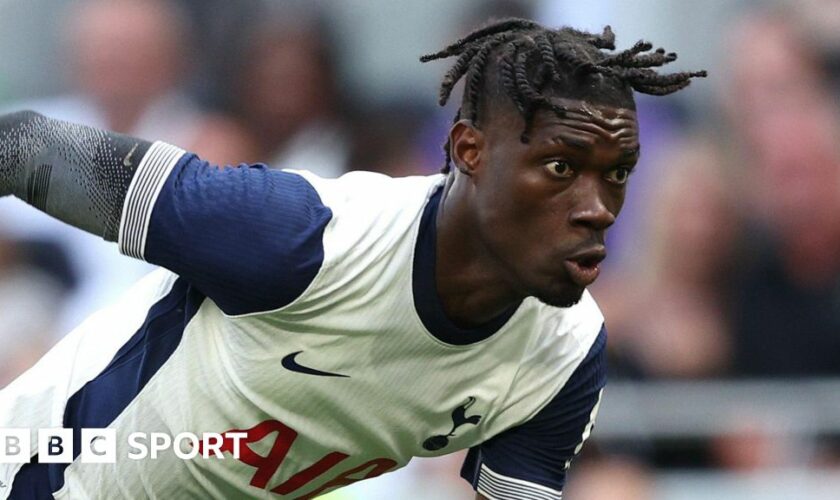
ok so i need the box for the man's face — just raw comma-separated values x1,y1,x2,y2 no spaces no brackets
464,98,639,307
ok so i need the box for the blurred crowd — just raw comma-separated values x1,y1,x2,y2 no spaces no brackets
1,0,840,498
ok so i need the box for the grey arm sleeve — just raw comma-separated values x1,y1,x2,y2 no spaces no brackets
0,111,153,241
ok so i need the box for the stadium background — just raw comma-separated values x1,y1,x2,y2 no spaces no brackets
1,0,840,498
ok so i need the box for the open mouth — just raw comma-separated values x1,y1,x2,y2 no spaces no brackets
564,249,606,287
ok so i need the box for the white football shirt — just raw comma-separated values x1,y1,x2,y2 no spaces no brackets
0,142,606,499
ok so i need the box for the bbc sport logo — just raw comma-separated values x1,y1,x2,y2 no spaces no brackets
0,428,247,464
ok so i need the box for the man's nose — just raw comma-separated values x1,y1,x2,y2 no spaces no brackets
568,179,616,231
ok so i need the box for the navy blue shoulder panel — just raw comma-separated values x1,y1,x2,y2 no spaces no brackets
461,325,607,494
144,157,333,315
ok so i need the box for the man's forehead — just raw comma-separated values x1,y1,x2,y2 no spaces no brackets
486,96,637,129
537,97,638,126
528,98,640,153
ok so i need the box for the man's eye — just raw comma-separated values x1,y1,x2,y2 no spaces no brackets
605,167,632,185
544,161,574,178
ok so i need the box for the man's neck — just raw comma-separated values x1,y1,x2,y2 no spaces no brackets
434,174,524,328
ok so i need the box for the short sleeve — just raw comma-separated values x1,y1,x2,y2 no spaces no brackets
118,142,333,315
461,326,607,499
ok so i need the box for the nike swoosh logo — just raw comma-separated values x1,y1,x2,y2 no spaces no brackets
123,143,139,167
281,351,349,378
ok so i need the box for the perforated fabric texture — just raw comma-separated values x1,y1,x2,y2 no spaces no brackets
0,111,151,240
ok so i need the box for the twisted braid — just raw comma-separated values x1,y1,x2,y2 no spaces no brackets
421,18,706,173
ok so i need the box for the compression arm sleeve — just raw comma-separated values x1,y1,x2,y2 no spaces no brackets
0,110,154,240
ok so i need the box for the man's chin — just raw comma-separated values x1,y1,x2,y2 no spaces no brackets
534,285,585,308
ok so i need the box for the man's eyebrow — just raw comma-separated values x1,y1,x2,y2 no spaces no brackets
621,147,640,158
548,134,640,158
548,134,592,149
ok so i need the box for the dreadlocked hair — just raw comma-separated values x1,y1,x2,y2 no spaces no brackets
421,18,707,173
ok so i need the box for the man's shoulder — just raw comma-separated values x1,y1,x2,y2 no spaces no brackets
262,170,443,312
289,169,444,257
290,169,444,210
525,290,605,345
485,292,605,427
518,290,605,387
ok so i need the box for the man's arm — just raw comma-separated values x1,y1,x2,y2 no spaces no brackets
0,111,334,316
0,110,153,239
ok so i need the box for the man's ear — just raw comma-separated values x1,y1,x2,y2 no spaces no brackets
449,120,484,177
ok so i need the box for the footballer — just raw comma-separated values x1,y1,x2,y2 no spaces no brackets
0,19,704,499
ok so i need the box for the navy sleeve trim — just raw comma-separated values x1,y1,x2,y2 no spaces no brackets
461,326,607,498
118,141,186,259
